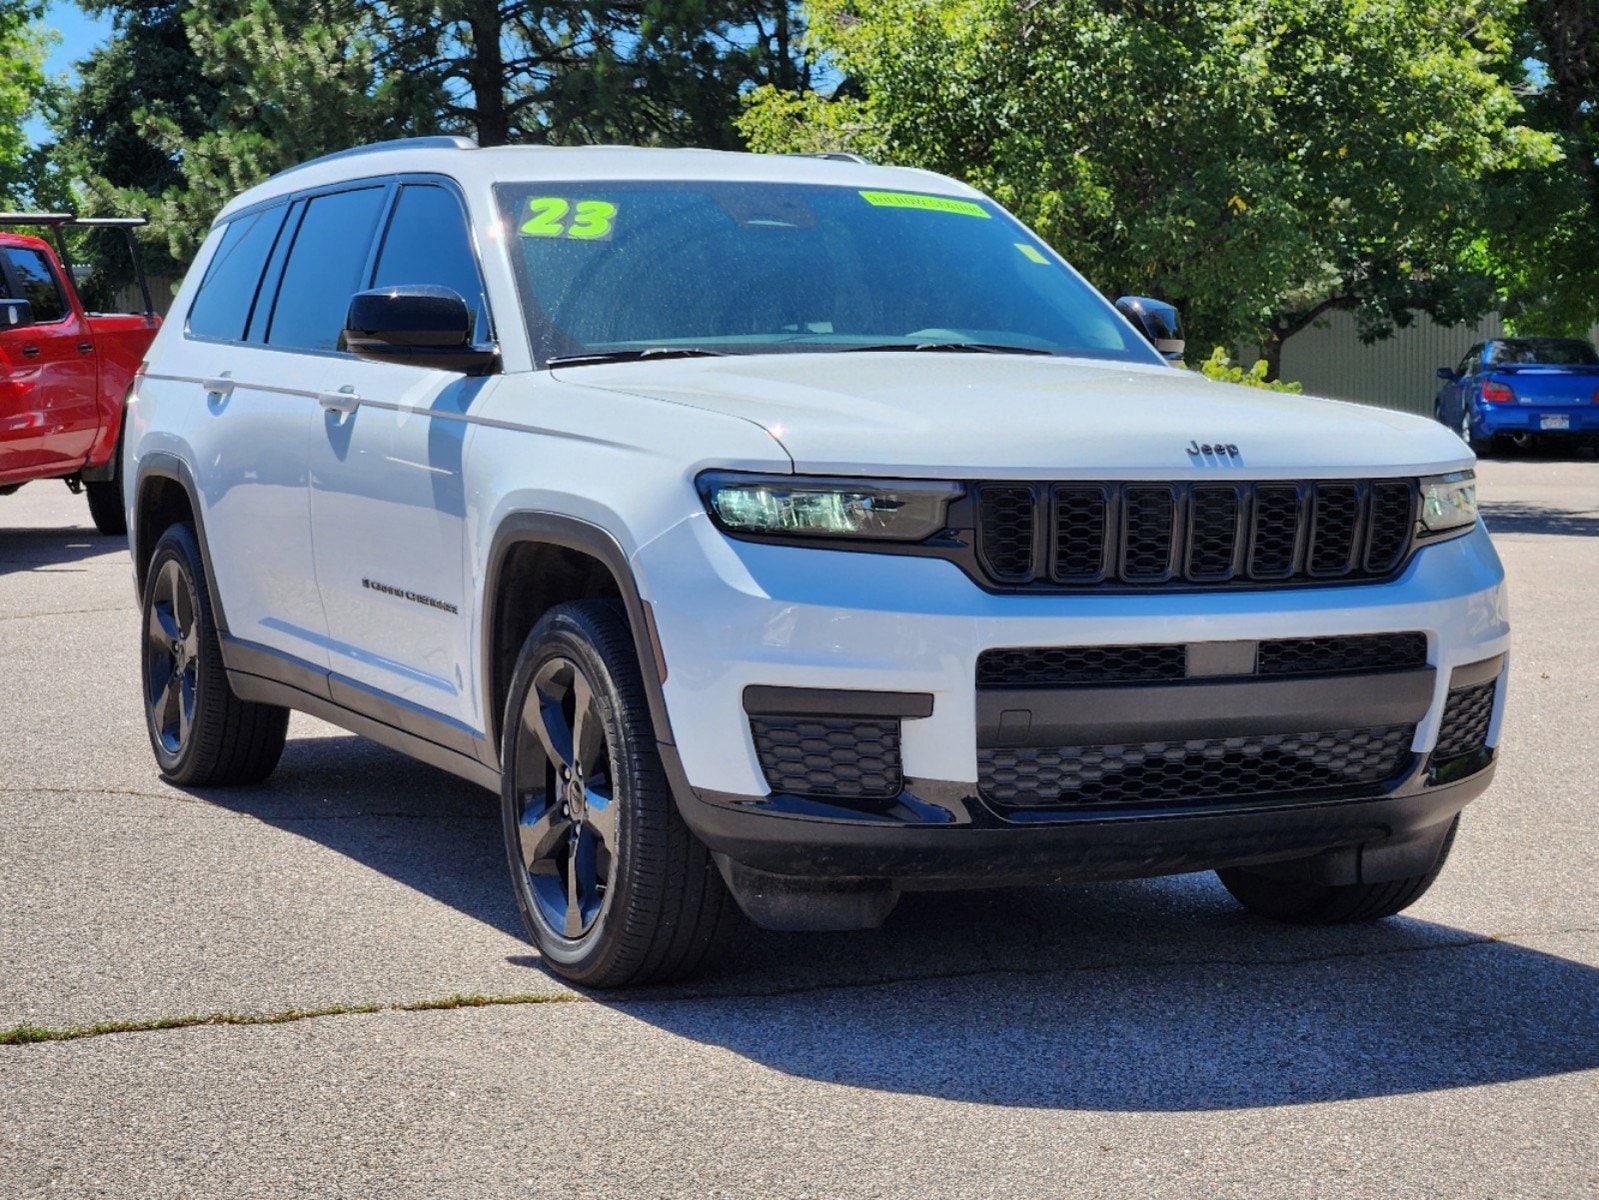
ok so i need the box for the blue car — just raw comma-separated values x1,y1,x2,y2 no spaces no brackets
1436,337,1599,454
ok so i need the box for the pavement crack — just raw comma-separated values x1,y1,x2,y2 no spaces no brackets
8,926,1571,1049
0,605,127,621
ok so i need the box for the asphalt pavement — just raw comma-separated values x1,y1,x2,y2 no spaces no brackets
1,456,1596,1198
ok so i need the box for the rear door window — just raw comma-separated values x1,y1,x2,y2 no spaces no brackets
186,206,288,341
265,186,388,352
3,248,68,323
371,184,491,341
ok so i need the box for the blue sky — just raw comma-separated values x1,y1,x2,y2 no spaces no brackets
23,2,115,146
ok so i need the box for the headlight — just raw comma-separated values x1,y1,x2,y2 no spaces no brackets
1419,470,1477,536
698,472,961,541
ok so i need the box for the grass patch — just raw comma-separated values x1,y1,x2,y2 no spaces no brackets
2,991,585,1047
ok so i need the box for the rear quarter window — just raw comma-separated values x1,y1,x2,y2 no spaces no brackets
187,206,288,341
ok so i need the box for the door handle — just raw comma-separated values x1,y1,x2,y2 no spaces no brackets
202,375,235,399
21,345,38,358
77,342,93,354
318,387,361,415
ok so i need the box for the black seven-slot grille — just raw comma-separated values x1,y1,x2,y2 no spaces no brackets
975,479,1417,588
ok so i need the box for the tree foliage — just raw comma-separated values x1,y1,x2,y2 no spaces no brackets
740,0,1558,374
0,0,53,205
39,0,807,259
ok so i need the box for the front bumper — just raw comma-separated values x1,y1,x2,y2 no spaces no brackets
634,515,1508,883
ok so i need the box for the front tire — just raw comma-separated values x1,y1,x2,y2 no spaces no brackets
500,600,736,987
140,523,288,786
1217,817,1458,924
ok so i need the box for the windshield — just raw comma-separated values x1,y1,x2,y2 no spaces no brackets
494,180,1160,367
1486,338,1599,367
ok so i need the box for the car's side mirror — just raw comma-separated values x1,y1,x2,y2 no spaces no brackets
1437,367,1459,381
0,298,34,331
344,285,497,375
1115,296,1185,360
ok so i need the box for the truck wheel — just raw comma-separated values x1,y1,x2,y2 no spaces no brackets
84,451,126,536
1216,818,1457,924
141,522,288,786
500,600,737,987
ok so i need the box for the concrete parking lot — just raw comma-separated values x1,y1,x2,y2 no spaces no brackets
1,457,1596,1198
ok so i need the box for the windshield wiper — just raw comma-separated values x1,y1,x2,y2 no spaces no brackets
844,341,1055,356
547,347,728,367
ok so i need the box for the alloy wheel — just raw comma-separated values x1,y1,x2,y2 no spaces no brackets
144,558,200,756
513,656,619,940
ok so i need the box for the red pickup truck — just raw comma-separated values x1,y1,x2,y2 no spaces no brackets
1,214,161,535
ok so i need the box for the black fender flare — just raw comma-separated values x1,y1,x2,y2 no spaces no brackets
131,451,230,635
481,512,678,766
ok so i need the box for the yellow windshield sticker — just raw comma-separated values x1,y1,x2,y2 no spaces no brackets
859,190,989,218
1016,243,1049,264
520,198,618,240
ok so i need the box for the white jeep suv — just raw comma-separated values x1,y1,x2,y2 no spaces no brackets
125,137,1507,986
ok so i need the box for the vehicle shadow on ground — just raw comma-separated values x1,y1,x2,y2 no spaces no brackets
201,731,1599,1113
0,526,122,574
1481,501,1599,538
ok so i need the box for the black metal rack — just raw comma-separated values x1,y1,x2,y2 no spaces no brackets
0,211,155,317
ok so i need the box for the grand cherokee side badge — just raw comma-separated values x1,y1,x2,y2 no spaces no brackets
1187,439,1241,460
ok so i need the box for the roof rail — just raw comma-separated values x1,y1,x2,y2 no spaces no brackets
784,151,874,166
274,135,478,180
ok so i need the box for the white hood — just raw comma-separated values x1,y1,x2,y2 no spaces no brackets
557,352,1473,479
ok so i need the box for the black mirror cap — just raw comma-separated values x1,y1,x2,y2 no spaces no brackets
0,298,34,331
1437,367,1459,381
344,285,497,374
1115,295,1185,360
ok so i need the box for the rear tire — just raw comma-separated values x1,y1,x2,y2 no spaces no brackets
1459,408,1492,456
140,522,288,786
500,600,737,987
1217,818,1458,924
84,453,126,536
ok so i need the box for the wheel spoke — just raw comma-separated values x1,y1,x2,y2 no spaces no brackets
158,672,181,736
177,672,195,747
571,671,603,774
148,600,179,647
584,781,617,849
565,836,585,938
518,798,569,873
526,669,575,775
172,573,195,638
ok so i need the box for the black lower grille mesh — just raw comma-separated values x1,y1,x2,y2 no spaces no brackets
751,716,902,799
978,632,1426,688
980,725,1416,808
1256,632,1428,677
1434,679,1497,760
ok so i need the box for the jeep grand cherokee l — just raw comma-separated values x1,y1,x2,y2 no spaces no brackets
123,137,1507,986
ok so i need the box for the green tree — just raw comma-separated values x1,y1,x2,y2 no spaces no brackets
0,0,53,206
1482,1,1599,334
741,0,1556,376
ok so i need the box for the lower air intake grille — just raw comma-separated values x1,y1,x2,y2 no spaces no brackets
751,716,903,799
1433,679,1497,760
979,725,1416,809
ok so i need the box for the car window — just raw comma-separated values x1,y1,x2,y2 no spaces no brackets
1456,345,1480,377
3,247,68,323
245,200,302,343
186,206,289,341
371,184,491,342
1486,338,1599,367
496,180,1160,366
265,186,388,352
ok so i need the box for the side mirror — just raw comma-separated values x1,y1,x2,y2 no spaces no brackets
0,298,34,331
1116,296,1185,360
344,285,497,374
1437,367,1459,381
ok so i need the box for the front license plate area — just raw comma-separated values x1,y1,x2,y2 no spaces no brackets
1540,414,1571,431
